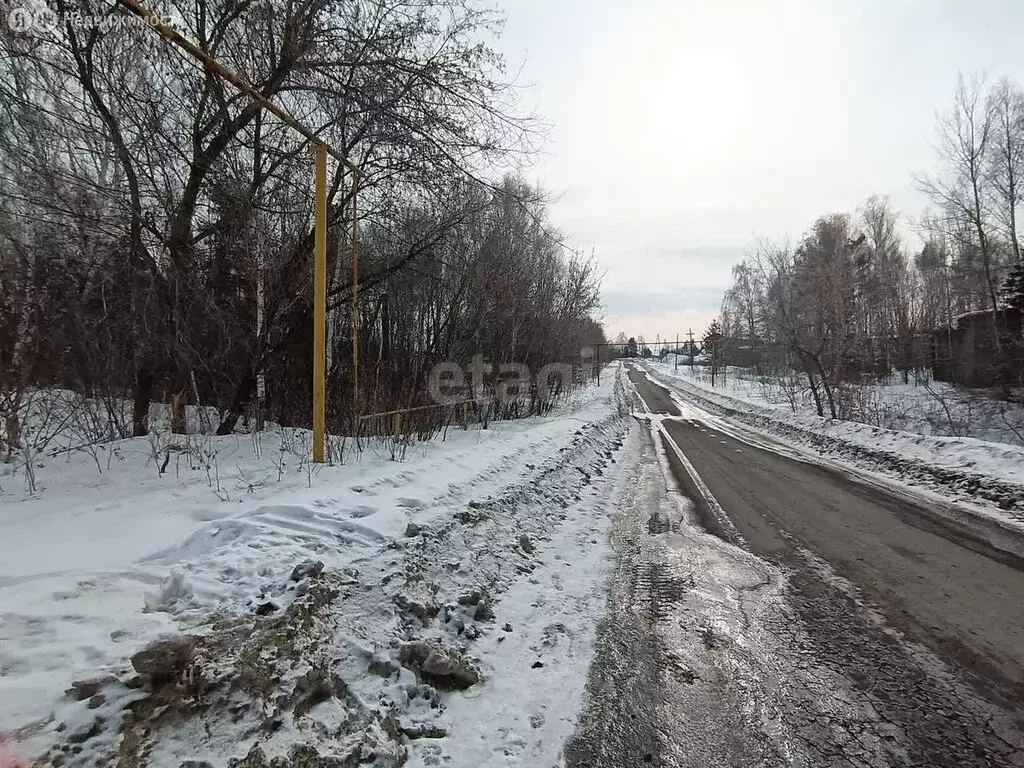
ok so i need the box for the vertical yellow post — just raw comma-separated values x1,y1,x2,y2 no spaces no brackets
312,143,327,463
351,177,360,418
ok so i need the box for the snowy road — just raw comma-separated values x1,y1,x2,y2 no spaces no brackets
566,366,1024,767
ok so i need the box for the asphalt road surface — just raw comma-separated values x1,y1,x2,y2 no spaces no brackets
567,366,1024,767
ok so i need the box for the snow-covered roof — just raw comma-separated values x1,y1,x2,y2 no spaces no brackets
951,307,1019,329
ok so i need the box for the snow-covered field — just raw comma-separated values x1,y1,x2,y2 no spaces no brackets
658,361,1024,447
646,361,1024,517
0,370,633,767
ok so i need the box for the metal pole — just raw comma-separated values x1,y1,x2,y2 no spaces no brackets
351,175,360,418
312,143,327,463
675,334,679,370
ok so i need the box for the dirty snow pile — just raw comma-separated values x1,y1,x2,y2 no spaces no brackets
0,369,632,768
646,362,1024,516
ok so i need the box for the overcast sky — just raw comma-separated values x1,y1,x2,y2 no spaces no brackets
493,0,1024,342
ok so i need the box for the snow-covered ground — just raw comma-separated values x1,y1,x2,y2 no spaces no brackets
656,360,1024,447
645,361,1024,517
0,370,633,767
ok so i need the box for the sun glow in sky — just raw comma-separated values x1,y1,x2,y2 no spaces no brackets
495,0,1024,340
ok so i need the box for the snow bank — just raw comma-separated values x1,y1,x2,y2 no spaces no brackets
659,360,1024,447
0,367,633,767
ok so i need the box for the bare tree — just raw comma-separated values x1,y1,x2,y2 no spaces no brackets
916,73,1001,320
0,0,604,455
987,77,1024,263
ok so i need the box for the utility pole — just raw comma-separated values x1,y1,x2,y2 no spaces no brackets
350,175,360,421
114,0,363,463
675,333,679,370
687,328,695,370
312,145,327,462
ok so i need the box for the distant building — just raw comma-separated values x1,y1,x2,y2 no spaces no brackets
931,308,1023,388
719,337,762,368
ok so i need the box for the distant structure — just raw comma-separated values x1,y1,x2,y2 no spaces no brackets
931,308,1023,389
717,337,761,368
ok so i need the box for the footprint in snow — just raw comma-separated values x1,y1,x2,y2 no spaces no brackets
500,734,527,757
350,505,377,519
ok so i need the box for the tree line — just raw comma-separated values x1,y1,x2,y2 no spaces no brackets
719,73,1024,419
0,0,604,453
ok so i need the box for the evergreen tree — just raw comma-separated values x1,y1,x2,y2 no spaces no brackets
1002,259,1024,312
703,320,724,385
